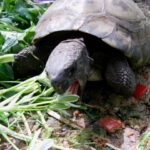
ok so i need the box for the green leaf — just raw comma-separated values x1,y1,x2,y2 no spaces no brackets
0,28,34,53
49,103,70,110
57,95,79,103
14,1,33,20
1,0,15,12
23,25,35,44
0,31,23,53
0,63,14,80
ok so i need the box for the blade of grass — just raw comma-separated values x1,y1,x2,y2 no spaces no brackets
0,124,32,141
2,133,20,150
21,113,32,136
0,81,21,84
8,82,40,106
0,76,37,95
0,71,49,96
16,89,39,105
0,82,39,106
0,91,22,107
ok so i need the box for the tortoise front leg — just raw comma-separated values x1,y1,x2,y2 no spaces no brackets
105,54,136,97
13,46,44,78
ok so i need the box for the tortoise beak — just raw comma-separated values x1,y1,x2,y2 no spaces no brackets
51,78,69,94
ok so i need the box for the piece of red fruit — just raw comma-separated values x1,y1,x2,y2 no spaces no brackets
99,118,124,133
133,84,148,99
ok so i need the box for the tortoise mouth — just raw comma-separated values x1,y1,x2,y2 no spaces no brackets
67,81,79,95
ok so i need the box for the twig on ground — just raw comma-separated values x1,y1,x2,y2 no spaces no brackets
47,110,83,129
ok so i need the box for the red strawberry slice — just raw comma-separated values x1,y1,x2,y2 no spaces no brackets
133,84,148,99
99,118,124,133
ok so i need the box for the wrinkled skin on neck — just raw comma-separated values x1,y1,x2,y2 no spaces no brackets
45,38,90,94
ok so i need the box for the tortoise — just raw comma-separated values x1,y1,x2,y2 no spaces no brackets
13,0,150,97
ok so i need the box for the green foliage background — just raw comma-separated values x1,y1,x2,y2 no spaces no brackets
0,0,49,80
0,0,49,54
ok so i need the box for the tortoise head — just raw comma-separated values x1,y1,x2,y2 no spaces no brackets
45,38,90,94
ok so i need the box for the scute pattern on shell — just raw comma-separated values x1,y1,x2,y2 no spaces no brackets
34,0,150,67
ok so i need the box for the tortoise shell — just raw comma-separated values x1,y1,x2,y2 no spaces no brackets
33,0,150,67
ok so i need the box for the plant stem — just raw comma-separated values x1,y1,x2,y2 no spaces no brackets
21,113,32,136
0,54,15,63
37,111,53,138
0,76,37,95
